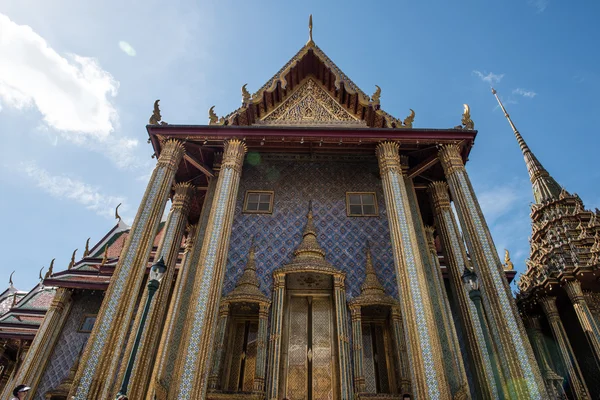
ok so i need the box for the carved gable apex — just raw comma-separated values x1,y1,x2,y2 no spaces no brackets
256,78,366,127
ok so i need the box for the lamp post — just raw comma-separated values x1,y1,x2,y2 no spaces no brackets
462,266,504,398
115,257,166,400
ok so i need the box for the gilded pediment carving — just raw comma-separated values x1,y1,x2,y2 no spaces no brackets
256,78,366,127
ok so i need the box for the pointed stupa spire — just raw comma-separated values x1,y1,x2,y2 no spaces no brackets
293,201,326,260
360,242,386,295
226,237,268,302
492,88,562,203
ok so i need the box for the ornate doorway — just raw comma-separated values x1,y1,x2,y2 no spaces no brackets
283,291,336,400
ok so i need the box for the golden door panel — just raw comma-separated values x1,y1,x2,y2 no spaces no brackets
285,295,335,400
226,320,258,392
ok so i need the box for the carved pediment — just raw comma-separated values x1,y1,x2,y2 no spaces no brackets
256,78,366,127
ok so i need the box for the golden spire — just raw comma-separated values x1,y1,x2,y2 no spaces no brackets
83,238,90,257
231,237,260,292
503,249,514,270
491,87,562,203
293,201,326,260
307,14,315,45
68,249,78,270
360,242,386,295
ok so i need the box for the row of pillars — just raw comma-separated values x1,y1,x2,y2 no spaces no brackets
8,139,551,399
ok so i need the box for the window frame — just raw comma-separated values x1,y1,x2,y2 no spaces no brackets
242,190,275,214
346,192,379,217
78,314,97,333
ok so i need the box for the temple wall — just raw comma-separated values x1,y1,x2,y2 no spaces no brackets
35,291,103,400
223,154,398,301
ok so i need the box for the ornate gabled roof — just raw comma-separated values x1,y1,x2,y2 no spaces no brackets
349,243,397,307
223,239,269,305
211,17,413,129
0,283,56,340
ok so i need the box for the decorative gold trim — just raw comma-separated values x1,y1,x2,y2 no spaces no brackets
242,191,275,215
345,192,379,217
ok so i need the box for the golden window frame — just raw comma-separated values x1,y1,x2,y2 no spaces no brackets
78,314,97,333
242,190,274,214
346,192,379,217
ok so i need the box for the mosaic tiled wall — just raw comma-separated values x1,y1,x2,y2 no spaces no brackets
35,291,103,400
223,155,398,301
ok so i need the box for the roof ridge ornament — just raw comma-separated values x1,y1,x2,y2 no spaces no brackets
115,203,122,222
44,259,55,280
8,271,14,288
371,85,381,106
68,249,78,270
149,100,168,126
454,104,474,130
307,14,314,46
241,84,251,105
84,238,90,257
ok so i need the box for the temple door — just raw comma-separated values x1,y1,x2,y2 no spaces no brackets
284,295,336,400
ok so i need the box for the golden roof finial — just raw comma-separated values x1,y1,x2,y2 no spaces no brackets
503,249,514,270
462,104,474,130
241,84,251,105
149,100,168,126
115,203,122,222
371,85,381,105
83,238,90,257
101,245,109,266
44,259,55,280
8,271,14,288
68,249,78,270
38,267,44,282
208,106,219,125
403,109,415,128
307,14,314,45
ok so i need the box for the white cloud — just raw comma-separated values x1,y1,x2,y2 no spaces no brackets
528,0,548,13
513,88,537,98
473,70,505,84
22,162,127,220
0,13,140,168
479,184,522,224
118,41,137,57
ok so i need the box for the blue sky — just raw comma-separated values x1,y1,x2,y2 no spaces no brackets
1,0,599,291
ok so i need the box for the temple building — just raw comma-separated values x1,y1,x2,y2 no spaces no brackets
2,16,598,400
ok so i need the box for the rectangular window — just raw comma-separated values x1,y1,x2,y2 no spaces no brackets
346,192,378,216
243,191,274,214
78,314,97,333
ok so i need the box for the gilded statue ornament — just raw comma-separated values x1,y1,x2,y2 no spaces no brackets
403,109,415,128
461,104,474,130
84,238,90,257
149,100,168,126
115,203,122,222
503,249,514,270
371,85,381,105
68,249,78,270
241,84,251,105
44,258,55,280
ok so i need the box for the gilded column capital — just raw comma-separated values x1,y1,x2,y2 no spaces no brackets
171,182,195,212
563,280,585,303
438,144,465,176
376,141,403,175
428,181,452,210
333,273,346,288
349,305,361,320
273,273,286,289
157,139,186,171
221,139,247,173
218,302,230,317
259,303,270,318
391,306,402,321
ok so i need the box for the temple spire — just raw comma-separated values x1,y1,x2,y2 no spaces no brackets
491,87,562,203
360,242,386,295
293,201,326,260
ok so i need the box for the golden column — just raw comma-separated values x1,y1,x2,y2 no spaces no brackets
1,288,72,399
119,182,195,399
349,305,365,393
563,280,600,362
428,181,500,399
438,144,547,398
71,138,185,400
522,313,570,399
333,274,353,400
390,305,411,395
404,169,468,398
151,174,219,399
266,272,286,400
255,302,270,392
539,295,591,399
207,302,230,389
172,139,246,399
423,225,470,398
376,141,451,399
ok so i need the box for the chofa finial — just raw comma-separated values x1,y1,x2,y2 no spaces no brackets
9,271,14,287
38,267,44,282
307,14,314,45
84,238,90,257
115,203,122,222
371,85,381,105
209,106,219,125
241,84,251,105
149,100,168,126
44,259,55,280
68,249,78,270
454,104,474,130
503,249,514,270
